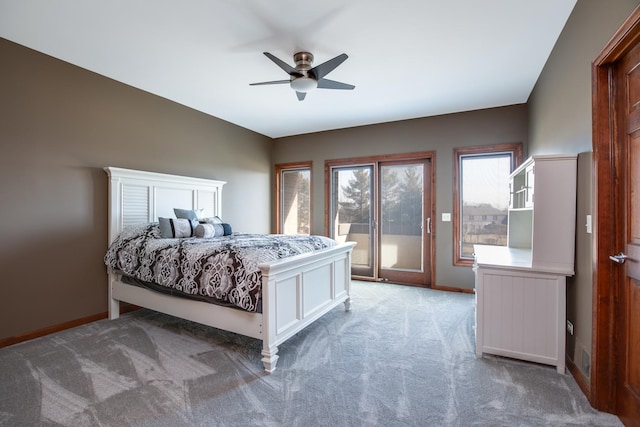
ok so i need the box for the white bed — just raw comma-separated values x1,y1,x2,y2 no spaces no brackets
104,167,355,372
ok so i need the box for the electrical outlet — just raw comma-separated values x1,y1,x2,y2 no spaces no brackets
567,320,574,335
442,213,451,222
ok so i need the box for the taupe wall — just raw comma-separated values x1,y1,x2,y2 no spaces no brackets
528,0,638,154
527,0,639,379
273,105,529,289
0,38,273,340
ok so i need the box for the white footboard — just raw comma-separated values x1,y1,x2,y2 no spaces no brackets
259,242,355,372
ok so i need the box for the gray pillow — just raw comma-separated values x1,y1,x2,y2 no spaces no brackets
173,208,203,221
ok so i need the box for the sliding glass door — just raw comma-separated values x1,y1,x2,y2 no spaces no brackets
379,160,430,284
330,165,374,277
327,155,433,286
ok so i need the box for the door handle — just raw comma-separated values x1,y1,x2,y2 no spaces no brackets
426,217,431,234
609,252,629,264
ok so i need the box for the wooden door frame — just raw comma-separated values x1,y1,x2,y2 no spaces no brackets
274,161,313,234
591,4,640,412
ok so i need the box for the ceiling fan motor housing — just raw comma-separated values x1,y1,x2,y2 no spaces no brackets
293,52,314,72
291,52,317,92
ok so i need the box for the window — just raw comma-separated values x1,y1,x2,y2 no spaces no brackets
275,162,312,235
453,143,522,266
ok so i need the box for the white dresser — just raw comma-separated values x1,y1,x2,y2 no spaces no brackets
474,154,577,374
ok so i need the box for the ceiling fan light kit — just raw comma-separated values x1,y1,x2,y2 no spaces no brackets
250,51,355,101
290,76,318,93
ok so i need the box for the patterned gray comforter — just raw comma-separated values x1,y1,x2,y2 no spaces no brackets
104,223,336,312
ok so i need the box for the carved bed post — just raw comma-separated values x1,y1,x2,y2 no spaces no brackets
260,270,279,372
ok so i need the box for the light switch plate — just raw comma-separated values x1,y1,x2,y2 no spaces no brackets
442,213,451,222
586,214,592,234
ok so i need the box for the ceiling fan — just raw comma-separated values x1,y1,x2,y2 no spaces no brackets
250,51,355,101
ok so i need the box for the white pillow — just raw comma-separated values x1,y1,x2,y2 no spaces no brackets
199,216,223,225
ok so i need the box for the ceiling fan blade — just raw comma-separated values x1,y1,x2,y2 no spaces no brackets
249,79,291,86
317,78,355,90
309,53,348,80
296,91,306,101
263,52,303,77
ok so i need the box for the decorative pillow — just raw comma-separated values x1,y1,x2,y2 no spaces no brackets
158,218,194,238
173,208,205,232
173,208,205,221
194,222,232,238
221,223,233,235
195,223,218,238
199,216,223,225
195,223,212,238
195,223,233,238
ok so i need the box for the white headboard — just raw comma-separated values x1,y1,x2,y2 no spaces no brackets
104,167,226,244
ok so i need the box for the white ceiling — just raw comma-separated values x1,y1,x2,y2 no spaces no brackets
0,0,577,138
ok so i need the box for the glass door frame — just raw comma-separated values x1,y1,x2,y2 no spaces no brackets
329,163,375,278
378,158,432,286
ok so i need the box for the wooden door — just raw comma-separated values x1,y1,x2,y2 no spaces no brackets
613,39,640,426
593,6,640,425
